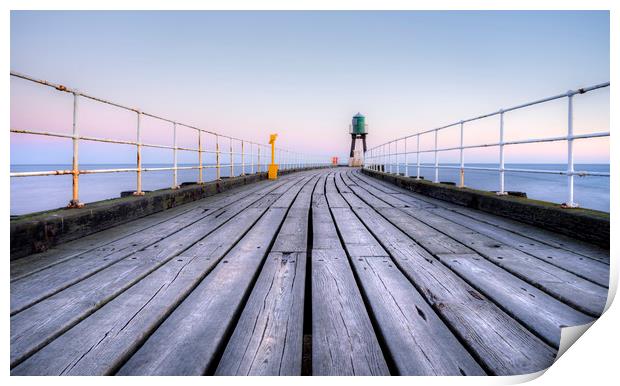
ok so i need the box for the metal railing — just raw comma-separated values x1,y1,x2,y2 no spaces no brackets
10,71,329,208
364,82,610,208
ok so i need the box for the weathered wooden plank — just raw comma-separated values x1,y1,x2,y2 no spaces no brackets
335,170,558,375
10,204,204,281
10,180,299,368
426,206,609,286
329,206,485,376
324,174,349,208
12,173,320,375
117,174,314,375
436,253,593,347
352,169,609,262
378,207,473,255
310,176,389,376
11,199,285,375
348,171,608,317
398,206,607,317
10,173,293,282
311,249,390,376
215,175,318,375
117,208,289,375
10,177,296,315
216,250,307,375
349,171,609,284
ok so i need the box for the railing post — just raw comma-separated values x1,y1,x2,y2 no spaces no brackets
434,129,439,183
216,135,221,180
404,138,408,177
459,121,465,187
258,145,261,173
133,110,145,196
416,134,421,179
172,122,178,189
395,139,399,175
388,142,392,174
241,140,245,176
498,110,507,195
250,142,254,174
198,130,203,184
565,92,578,208
68,92,84,207
383,143,387,172
230,137,234,178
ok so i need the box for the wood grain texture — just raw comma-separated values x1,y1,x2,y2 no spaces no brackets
351,169,609,262
10,174,294,282
215,176,317,375
338,171,558,374
10,176,297,315
10,178,301,369
310,175,389,375
117,175,313,375
329,204,485,376
349,171,608,317
11,168,605,376
436,253,593,347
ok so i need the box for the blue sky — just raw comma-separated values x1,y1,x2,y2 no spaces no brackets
10,11,610,164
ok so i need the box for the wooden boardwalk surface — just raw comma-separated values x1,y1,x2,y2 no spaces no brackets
10,168,609,376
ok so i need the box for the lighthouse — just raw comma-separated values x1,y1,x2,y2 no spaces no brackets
348,113,368,167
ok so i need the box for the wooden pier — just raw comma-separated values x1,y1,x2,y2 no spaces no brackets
10,168,609,376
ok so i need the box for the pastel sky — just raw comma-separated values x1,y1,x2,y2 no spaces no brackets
10,11,609,165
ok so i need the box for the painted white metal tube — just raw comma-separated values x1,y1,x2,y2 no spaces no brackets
566,93,577,207
70,92,81,206
229,138,234,177
395,139,399,175
135,111,144,196
416,134,420,179
404,137,408,177
241,140,245,176
216,135,221,180
434,129,439,183
459,121,465,187
198,130,203,184
498,110,506,195
173,122,178,189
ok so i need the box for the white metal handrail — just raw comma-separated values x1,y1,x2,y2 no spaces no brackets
10,71,329,208
364,82,610,208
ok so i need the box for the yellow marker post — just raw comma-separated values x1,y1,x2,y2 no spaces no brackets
268,133,279,180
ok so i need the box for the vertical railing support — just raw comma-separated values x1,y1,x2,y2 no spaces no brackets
172,122,178,189
434,129,439,183
498,110,507,195
230,137,234,178
250,142,254,174
565,92,578,208
133,110,145,196
416,134,421,179
395,139,399,175
68,92,84,207
388,142,392,174
258,145,261,173
404,137,408,177
384,143,387,172
216,135,221,180
459,121,465,188
198,130,203,184
241,140,245,176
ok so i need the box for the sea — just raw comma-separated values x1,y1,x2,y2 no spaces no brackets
10,163,609,216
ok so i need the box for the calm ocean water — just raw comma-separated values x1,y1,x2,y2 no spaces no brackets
10,163,609,215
